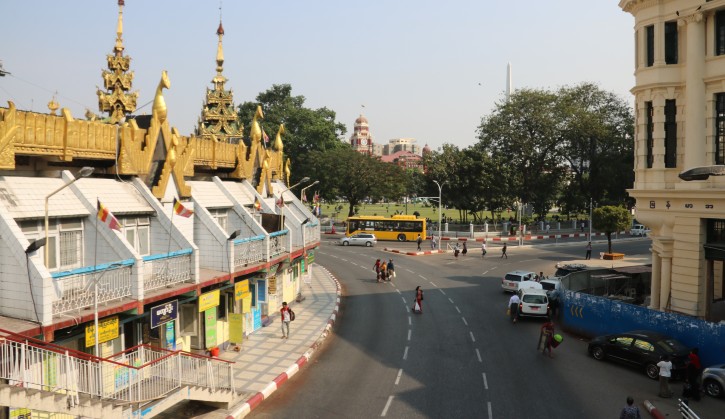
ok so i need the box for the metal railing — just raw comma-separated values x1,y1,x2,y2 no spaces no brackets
0,329,235,409
305,222,320,245
269,230,288,259
142,249,193,292
233,234,265,271
51,261,134,315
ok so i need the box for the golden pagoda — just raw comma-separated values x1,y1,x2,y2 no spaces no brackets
96,0,139,123
196,19,244,143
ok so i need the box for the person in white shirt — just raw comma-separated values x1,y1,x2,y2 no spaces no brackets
481,241,487,258
508,293,521,323
657,355,673,398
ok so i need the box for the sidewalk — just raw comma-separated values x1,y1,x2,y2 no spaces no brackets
199,265,341,419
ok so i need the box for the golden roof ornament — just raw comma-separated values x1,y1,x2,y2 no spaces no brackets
47,94,59,115
97,0,138,124
274,124,284,152
153,70,170,124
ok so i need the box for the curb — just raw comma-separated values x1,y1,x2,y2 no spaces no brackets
226,266,342,419
435,231,627,242
384,248,446,256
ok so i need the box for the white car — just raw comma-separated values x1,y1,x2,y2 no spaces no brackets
540,278,562,297
340,233,377,247
501,270,536,293
630,224,650,236
517,288,550,318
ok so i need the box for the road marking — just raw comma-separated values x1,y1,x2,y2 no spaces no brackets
476,348,482,363
521,259,537,263
455,306,461,314
381,395,394,417
439,289,446,295
448,298,454,304
482,270,489,275
407,330,411,341
470,332,476,342
487,401,492,419
403,346,409,360
340,258,348,262
351,263,358,267
406,269,414,273
461,317,468,326
419,275,428,281
396,289,401,294
408,317,412,326
429,281,437,287
402,297,407,305
482,372,488,389
395,369,403,385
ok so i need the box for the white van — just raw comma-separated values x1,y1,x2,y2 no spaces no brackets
630,224,650,237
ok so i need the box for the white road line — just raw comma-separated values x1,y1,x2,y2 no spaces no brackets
448,298,454,304
439,289,446,295
455,306,461,313
395,369,403,385
403,346,409,360
351,263,358,267
470,332,476,342
396,289,402,294
408,317,412,326
429,281,437,287
521,259,537,263
476,348,482,363
381,395,394,417
487,401,492,419
461,317,468,326
402,297,407,304
341,258,348,262
482,372,488,389
406,269,414,273
407,330,411,341
482,270,489,275
419,275,428,281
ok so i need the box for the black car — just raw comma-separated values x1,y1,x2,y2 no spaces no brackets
588,330,690,380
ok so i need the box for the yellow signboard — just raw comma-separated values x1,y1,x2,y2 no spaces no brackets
234,280,250,301
85,316,119,347
242,292,252,312
229,312,243,343
199,289,220,312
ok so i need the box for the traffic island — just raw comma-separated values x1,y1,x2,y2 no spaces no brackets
603,253,625,260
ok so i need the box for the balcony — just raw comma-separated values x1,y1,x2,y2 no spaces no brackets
142,249,193,292
269,230,288,259
51,261,134,316
232,234,265,271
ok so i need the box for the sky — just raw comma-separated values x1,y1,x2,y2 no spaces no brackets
0,1,635,152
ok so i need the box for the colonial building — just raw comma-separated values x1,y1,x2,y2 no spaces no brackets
383,137,420,156
0,2,319,416
620,0,725,321
350,114,374,155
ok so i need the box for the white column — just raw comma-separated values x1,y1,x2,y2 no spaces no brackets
650,251,661,309
683,13,706,169
659,256,672,311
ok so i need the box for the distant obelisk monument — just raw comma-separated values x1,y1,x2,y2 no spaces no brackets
506,62,512,101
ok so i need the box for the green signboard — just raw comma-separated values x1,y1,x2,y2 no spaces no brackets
205,307,217,349
307,250,315,265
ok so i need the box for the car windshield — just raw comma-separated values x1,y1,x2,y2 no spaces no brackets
505,274,523,282
522,295,547,304
655,338,689,354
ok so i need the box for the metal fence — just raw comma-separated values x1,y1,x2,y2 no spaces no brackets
51,262,133,315
233,234,265,270
142,249,193,292
269,230,288,258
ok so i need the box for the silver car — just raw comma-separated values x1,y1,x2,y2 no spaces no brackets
703,363,725,398
340,233,377,247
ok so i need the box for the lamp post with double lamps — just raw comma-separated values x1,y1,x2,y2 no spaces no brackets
44,167,94,267
278,177,310,231
433,180,445,241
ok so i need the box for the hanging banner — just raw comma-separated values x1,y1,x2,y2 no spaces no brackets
199,290,220,312
85,316,119,347
151,300,178,329
165,321,176,350
234,280,250,301
205,307,217,349
229,313,243,343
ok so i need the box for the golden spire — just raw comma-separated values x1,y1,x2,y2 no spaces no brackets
216,21,225,75
115,0,125,55
47,93,59,115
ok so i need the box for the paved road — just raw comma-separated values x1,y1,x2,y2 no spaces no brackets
248,238,722,418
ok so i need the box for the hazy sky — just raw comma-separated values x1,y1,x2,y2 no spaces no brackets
1,1,634,152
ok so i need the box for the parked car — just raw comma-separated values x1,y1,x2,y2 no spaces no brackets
539,278,563,297
340,233,377,247
703,364,725,398
501,270,536,293
588,330,690,379
517,288,550,319
630,224,650,236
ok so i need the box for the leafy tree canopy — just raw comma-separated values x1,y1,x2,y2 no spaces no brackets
592,205,632,253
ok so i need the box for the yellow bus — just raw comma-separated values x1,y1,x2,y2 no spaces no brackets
346,215,426,242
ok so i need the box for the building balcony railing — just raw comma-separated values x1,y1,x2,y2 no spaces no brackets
233,234,265,271
142,249,193,292
51,260,134,316
305,222,320,245
269,230,288,259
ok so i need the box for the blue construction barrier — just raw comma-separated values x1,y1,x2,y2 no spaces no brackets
561,291,725,367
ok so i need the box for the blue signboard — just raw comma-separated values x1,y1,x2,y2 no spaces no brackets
252,307,262,330
150,300,178,329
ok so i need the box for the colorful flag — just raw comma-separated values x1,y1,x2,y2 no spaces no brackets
262,129,269,145
301,190,307,202
173,198,194,218
97,200,121,231
276,196,285,208
253,197,262,211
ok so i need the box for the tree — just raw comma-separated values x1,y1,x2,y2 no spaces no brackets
238,84,348,186
592,206,632,254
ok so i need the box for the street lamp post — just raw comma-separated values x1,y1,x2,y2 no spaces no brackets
44,167,94,267
518,200,523,246
278,177,310,231
433,180,444,242
85,262,124,357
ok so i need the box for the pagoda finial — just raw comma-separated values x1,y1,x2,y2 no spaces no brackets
47,92,59,115
216,21,225,74
115,0,125,55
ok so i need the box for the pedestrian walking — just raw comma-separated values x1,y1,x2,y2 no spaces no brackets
585,242,592,260
380,260,387,281
619,396,642,419
508,293,520,323
280,302,293,339
387,259,395,281
501,242,508,259
657,355,673,398
454,243,460,258
581,221,585,233
686,348,702,401
539,321,556,358
481,241,487,258
416,234,422,251
430,235,436,250
412,286,424,313
374,259,382,282
462,241,468,255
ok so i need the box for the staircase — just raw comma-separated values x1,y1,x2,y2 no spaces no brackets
0,328,238,419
